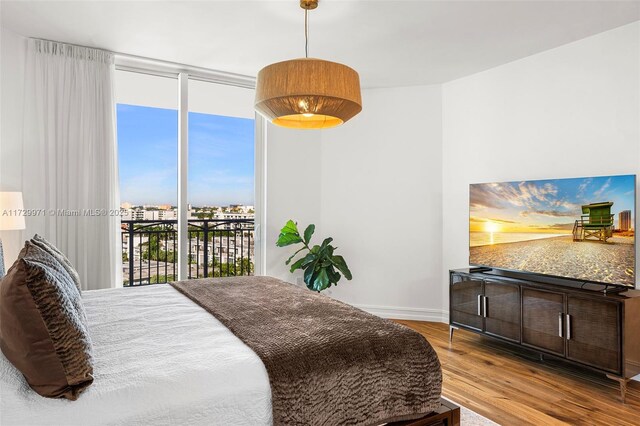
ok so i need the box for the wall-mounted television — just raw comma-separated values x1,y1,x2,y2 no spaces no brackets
469,174,636,287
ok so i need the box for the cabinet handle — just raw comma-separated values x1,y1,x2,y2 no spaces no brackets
483,296,488,318
566,314,571,340
558,312,564,338
478,295,482,316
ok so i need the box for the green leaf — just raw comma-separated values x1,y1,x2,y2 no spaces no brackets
331,255,352,280
300,252,317,268
304,263,316,288
281,219,299,235
314,268,330,292
327,265,342,284
276,220,302,247
320,237,334,251
289,256,306,272
276,233,303,246
303,224,315,244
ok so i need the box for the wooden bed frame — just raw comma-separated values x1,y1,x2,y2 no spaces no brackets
388,398,461,426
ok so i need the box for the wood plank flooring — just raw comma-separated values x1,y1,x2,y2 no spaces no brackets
397,321,640,425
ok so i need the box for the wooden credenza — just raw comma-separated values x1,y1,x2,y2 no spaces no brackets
449,268,640,402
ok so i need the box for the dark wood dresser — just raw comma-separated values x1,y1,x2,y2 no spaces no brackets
449,268,640,402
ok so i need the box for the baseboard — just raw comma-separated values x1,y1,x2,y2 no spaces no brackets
353,303,449,323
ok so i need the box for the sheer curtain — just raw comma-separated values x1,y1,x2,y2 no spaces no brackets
22,39,121,290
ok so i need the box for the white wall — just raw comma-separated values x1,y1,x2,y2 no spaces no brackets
264,86,444,321
319,86,444,321
442,21,640,313
264,124,323,283
0,27,27,267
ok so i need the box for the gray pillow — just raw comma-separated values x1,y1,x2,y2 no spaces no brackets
31,234,82,292
0,241,93,400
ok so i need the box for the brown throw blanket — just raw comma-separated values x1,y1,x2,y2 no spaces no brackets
171,276,442,426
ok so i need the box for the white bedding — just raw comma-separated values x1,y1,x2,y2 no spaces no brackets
0,284,272,426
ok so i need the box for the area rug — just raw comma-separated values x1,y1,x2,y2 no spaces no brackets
460,405,498,425
444,398,499,425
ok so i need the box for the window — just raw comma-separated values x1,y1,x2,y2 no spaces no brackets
116,70,178,285
187,79,255,278
115,69,256,286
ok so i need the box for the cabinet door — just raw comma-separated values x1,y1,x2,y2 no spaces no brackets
522,288,565,356
567,296,621,374
484,280,520,342
450,274,483,331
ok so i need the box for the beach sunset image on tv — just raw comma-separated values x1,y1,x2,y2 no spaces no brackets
469,175,636,286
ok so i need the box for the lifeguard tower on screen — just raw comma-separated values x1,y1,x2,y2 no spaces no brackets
572,202,615,242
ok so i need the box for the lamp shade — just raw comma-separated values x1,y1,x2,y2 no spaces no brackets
0,192,26,231
255,58,362,130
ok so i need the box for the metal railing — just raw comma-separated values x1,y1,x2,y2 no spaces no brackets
121,219,254,286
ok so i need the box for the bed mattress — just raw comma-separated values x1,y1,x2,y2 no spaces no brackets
0,284,272,426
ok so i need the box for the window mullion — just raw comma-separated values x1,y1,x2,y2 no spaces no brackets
177,73,189,280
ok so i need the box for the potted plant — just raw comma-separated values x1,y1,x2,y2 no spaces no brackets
276,220,352,292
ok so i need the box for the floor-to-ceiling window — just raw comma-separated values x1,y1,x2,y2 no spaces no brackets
187,79,255,279
115,69,256,286
116,70,178,285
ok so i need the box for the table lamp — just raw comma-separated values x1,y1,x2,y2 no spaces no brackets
0,192,26,277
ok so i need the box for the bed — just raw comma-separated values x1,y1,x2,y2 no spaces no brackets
1,284,272,425
1,277,448,426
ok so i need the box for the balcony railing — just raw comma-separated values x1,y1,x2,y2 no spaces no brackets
121,219,254,286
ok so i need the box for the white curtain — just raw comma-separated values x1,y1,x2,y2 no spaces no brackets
22,39,121,290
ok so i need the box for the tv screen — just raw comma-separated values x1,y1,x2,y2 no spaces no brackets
469,174,636,287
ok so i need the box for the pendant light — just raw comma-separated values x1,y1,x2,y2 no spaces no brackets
255,0,362,130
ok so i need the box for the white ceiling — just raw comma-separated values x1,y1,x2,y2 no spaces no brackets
1,1,639,88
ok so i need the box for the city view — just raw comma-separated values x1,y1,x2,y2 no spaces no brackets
117,103,255,285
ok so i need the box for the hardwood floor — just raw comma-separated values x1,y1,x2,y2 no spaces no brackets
397,321,640,426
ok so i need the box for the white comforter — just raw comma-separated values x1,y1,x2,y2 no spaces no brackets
0,284,272,426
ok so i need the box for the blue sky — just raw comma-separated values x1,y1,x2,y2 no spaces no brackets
470,175,635,233
117,104,254,206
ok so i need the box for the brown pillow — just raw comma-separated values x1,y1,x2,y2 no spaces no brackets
0,241,93,400
31,234,82,292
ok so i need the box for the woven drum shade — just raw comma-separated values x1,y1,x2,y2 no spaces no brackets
255,58,362,129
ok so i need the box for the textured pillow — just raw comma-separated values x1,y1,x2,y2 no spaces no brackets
0,241,93,400
31,234,82,292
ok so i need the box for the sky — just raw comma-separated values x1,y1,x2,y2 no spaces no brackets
470,175,635,234
117,104,254,206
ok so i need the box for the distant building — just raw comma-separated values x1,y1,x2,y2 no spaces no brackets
158,209,177,220
619,210,632,231
121,204,253,222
